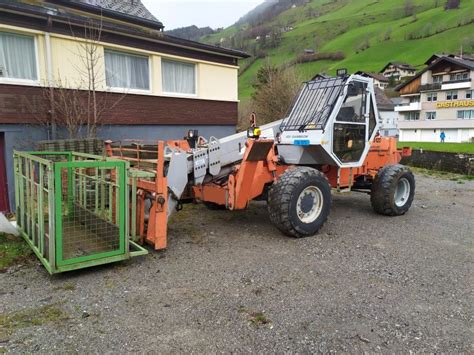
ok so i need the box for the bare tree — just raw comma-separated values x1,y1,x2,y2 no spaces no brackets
29,17,125,139
53,17,126,138
28,78,94,139
73,18,107,138
250,62,301,125
42,81,88,138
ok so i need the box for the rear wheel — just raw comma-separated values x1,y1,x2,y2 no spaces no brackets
268,167,332,238
371,164,415,216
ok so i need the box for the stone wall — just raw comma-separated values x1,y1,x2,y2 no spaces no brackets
401,149,474,175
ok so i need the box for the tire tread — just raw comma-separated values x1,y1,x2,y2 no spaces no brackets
268,167,331,238
370,164,415,216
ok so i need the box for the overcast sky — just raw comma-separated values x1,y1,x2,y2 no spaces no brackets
141,0,265,30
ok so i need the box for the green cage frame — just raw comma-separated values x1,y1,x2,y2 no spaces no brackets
13,151,147,274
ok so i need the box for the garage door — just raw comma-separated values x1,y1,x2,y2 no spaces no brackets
0,133,9,212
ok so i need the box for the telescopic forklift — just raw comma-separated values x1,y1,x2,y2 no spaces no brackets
106,73,415,250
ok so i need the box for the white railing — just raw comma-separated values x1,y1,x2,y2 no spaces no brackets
441,80,472,90
395,102,421,112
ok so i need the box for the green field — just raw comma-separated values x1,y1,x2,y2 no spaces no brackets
202,0,474,100
398,142,474,154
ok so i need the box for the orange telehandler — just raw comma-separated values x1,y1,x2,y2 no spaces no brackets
106,74,415,250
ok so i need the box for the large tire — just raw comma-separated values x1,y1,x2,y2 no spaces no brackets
268,167,332,238
371,164,415,216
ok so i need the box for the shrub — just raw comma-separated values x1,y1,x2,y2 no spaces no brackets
445,0,460,10
285,51,345,66
249,62,301,126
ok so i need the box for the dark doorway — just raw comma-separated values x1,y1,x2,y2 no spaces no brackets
0,133,9,212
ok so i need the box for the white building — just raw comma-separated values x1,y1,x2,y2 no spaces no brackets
375,88,398,136
380,62,417,80
395,55,474,143
356,72,389,90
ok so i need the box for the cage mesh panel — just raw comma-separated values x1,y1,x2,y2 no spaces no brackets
280,77,346,132
14,151,134,273
60,166,121,261
16,156,51,258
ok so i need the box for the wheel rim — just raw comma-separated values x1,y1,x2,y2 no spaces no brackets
296,186,324,223
394,177,410,207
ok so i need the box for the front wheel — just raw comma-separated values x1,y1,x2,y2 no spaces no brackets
370,164,415,216
268,167,332,238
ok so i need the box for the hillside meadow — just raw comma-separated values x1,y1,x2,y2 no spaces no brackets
202,0,474,99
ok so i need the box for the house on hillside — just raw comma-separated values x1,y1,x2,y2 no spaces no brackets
355,71,389,90
395,54,474,143
424,53,474,66
0,0,249,212
380,62,417,80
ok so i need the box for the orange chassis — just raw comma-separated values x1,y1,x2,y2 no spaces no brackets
106,136,410,251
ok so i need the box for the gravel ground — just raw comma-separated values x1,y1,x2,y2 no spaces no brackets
1,173,473,353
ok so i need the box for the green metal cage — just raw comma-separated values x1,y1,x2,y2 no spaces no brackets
13,151,147,274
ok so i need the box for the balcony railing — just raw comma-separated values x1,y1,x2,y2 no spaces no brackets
394,102,421,112
420,83,442,91
444,77,471,84
441,79,472,90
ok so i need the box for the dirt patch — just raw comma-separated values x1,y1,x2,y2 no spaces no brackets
0,304,68,336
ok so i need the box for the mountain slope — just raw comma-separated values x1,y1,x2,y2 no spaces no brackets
166,26,215,42
201,0,474,100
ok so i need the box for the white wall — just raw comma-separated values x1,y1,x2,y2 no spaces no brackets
400,128,473,142
460,129,474,143
1,24,240,103
399,129,419,142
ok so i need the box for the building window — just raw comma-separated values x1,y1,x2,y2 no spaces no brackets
105,49,150,91
405,112,420,121
457,110,474,119
426,112,436,120
449,72,469,81
409,96,420,103
446,91,458,100
0,31,37,81
466,90,473,99
162,59,196,95
426,93,437,102
432,75,443,84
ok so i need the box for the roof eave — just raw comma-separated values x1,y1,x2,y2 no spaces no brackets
396,56,474,91
0,2,249,60
163,34,250,59
47,0,165,31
